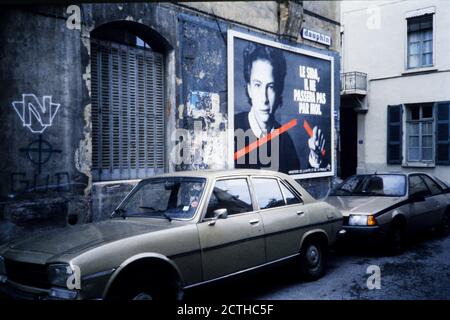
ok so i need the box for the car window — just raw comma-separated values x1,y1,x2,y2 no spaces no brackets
420,175,442,196
121,177,205,219
205,178,253,218
330,174,406,196
279,181,302,205
253,178,285,210
409,175,430,196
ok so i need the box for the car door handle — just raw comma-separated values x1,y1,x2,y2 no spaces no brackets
296,210,305,216
249,219,260,225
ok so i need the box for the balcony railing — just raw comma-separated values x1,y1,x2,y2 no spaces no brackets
341,72,367,95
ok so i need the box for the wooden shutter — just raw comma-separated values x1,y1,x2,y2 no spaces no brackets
91,40,165,181
387,105,403,164
436,102,450,164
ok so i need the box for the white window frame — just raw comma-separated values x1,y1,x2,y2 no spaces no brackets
404,7,436,72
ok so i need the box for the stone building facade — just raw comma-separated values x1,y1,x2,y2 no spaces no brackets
0,1,340,243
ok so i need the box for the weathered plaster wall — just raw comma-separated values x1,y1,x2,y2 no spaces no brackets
174,13,229,172
183,1,279,34
0,7,91,243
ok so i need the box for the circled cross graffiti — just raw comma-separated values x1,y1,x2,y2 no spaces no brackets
19,135,62,174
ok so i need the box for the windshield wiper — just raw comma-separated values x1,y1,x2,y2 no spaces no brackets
111,208,127,219
139,206,172,222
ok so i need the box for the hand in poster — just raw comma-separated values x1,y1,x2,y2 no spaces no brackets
308,126,325,168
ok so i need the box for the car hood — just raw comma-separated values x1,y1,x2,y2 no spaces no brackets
4,218,177,258
325,195,405,216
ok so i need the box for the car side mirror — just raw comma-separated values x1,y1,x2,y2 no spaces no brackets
410,192,426,202
214,208,228,219
208,208,228,226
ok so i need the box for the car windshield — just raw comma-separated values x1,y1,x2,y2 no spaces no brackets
330,174,406,197
118,177,206,220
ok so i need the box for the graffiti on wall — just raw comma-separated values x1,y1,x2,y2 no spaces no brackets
8,94,86,197
10,171,76,195
19,135,62,174
12,94,61,134
9,134,87,197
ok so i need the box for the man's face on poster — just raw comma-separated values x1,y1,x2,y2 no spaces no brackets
247,59,277,128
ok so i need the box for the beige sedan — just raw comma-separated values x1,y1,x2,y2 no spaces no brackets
326,172,450,254
0,169,342,300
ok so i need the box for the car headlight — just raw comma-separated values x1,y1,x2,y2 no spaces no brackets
47,263,74,288
348,214,377,226
0,256,5,275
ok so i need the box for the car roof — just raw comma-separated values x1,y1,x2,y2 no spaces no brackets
139,169,290,181
353,172,434,177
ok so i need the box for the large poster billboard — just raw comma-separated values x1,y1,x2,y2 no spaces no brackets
228,30,335,179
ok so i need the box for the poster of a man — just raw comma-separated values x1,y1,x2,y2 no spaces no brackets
229,30,334,178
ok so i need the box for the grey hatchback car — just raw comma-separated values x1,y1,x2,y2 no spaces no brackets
326,172,450,254
0,169,342,300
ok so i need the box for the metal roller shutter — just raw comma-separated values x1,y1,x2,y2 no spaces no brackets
91,39,165,181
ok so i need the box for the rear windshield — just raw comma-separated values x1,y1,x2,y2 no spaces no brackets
330,174,406,197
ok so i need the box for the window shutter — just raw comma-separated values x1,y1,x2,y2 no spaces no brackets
387,105,403,164
154,54,165,168
91,40,165,181
436,102,450,164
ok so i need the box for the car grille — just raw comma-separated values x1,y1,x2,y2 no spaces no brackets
4,259,51,289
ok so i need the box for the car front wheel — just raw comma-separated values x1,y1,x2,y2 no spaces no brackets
386,222,406,255
132,292,153,300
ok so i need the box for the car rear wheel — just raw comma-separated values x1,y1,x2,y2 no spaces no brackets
299,240,326,281
386,222,406,255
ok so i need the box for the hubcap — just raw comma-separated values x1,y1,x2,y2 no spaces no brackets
306,245,320,267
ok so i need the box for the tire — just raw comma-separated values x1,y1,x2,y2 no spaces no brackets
386,222,406,255
299,239,327,281
109,276,178,301
437,211,450,237
112,282,160,300
132,292,154,300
